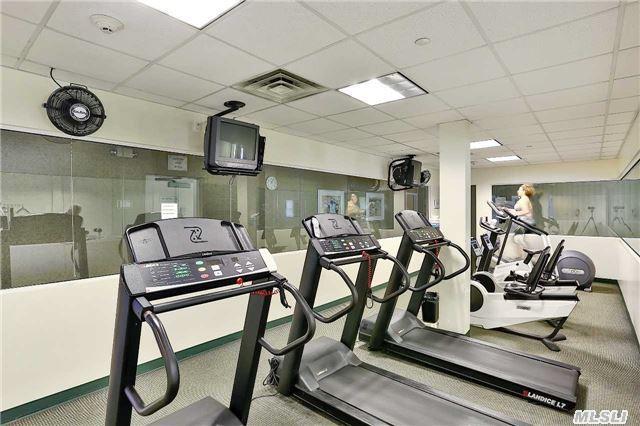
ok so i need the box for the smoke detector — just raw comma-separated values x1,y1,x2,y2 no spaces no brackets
91,14,124,34
234,69,326,103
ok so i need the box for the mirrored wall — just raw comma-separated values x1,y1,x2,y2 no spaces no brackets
0,129,406,288
492,178,639,241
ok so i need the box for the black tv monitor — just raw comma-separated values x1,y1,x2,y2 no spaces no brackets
204,116,260,174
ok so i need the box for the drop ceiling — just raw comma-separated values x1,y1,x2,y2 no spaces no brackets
1,0,638,167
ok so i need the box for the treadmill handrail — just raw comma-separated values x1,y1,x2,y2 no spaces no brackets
411,243,446,291
369,253,412,303
501,209,548,236
315,260,360,323
258,280,317,355
124,310,179,416
442,240,471,280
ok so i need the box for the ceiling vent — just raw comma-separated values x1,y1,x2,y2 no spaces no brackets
233,69,326,103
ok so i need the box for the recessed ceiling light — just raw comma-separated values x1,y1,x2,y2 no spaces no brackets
486,155,521,162
138,0,243,29
414,37,431,46
470,139,501,149
339,72,427,105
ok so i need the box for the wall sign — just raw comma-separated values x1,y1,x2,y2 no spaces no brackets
168,154,188,171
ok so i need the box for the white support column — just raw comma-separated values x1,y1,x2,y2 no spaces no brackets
436,120,471,334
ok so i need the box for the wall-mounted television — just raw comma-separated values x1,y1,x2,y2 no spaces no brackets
204,116,264,176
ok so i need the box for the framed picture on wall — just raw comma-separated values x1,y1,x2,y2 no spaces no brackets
318,190,345,215
366,192,385,221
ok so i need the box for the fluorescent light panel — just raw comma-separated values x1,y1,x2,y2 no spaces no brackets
339,72,426,106
470,139,501,149
138,0,243,29
486,155,521,162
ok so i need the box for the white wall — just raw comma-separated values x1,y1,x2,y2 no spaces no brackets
0,67,401,410
617,113,640,178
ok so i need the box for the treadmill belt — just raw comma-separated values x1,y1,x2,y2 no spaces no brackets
318,364,513,425
401,328,578,397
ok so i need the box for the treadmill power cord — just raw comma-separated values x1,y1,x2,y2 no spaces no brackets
252,358,281,402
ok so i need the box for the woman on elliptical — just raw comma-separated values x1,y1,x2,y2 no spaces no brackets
506,184,536,233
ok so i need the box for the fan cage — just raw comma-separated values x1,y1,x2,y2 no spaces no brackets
45,86,106,137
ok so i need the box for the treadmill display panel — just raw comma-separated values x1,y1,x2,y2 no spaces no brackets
407,226,444,243
317,235,378,255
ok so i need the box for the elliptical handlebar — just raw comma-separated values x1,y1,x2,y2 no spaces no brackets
124,310,179,416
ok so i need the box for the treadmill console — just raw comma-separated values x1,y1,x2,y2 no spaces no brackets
395,209,444,243
122,218,276,297
302,214,380,257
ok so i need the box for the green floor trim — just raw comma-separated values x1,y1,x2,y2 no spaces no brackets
0,277,409,424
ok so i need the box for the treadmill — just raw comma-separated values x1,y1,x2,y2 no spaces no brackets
275,213,527,425
106,218,316,425
359,210,581,412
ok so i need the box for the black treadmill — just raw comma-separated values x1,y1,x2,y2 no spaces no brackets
106,218,316,425
359,210,581,412
275,213,527,425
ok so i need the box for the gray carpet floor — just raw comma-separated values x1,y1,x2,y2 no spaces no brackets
8,282,640,426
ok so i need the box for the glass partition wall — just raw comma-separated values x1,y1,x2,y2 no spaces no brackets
0,129,399,288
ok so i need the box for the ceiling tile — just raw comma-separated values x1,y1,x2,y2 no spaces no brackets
274,127,313,138
114,86,185,107
609,96,640,113
197,88,277,114
494,9,618,73
304,1,426,35
27,28,147,82
328,107,392,127
435,78,519,108
511,143,556,152
552,135,603,145
356,2,484,68
124,65,222,103
405,109,464,128
320,127,373,142
615,46,639,79
373,143,416,154
286,39,393,89
404,139,439,152
526,82,608,110
1,14,36,57
498,133,549,145
160,35,272,86
19,60,116,90
490,124,544,138
611,76,640,98
47,1,197,61
208,2,344,65
513,54,612,95
348,136,394,147
181,104,220,116
403,46,505,92
607,111,636,125
534,101,607,122
548,126,604,140
358,120,416,135
605,123,631,134
620,1,639,49
602,140,623,149
1,1,51,23
287,91,366,116
458,98,529,120
475,113,537,130
542,116,606,133
468,1,617,42
385,129,434,143
556,142,602,152
239,105,317,127
286,118,348,135
604,132,627,141
374,94,449,119
0,54,17,67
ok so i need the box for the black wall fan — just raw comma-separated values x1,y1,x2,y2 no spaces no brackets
42,69,107,137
